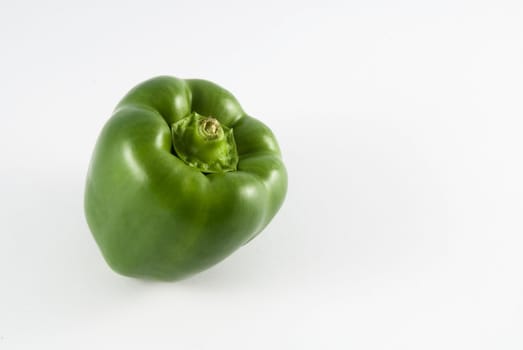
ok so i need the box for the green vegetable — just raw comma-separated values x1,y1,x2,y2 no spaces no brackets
84,76,287,280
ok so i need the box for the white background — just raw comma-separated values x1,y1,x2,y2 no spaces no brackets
1,0,522,348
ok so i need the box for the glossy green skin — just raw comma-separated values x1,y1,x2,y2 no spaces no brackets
85,76,287,280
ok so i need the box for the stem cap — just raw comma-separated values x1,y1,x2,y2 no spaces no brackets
171,112,239,173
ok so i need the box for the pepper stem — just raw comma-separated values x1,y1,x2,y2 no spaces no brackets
199,117,222,140
171,113,239,173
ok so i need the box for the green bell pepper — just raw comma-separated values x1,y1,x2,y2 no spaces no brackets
84,76,287,281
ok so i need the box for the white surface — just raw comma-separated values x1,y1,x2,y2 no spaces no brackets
1,1,522,348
